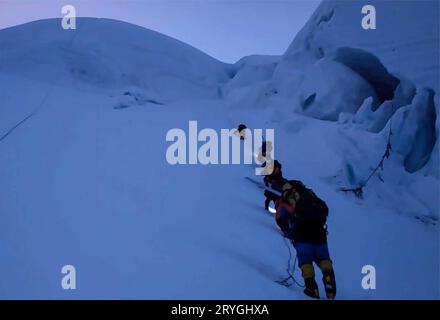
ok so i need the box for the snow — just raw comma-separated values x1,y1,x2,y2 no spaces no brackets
390,89,437,173
296,57,377,120
280,0,439,92
0,18,231,100
0,1,439,300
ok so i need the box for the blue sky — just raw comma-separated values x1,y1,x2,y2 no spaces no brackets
0,0,320,63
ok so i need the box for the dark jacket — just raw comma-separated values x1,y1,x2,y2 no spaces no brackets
263,160,285,201
291,213,327,244
276,188,328,244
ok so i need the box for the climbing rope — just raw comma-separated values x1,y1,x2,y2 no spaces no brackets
0,21,85,145
276,236,304,288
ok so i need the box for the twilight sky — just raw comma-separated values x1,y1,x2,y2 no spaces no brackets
0,0,320,63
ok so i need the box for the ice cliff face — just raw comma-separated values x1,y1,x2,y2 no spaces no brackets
226,0,439,178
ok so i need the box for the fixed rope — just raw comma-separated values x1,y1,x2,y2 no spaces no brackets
276,236,304,288
0,21,85,145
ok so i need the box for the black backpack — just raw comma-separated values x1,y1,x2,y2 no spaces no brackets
284,180,328,225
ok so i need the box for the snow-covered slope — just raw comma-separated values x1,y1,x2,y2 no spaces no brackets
0,3,438,300
0,18,231,101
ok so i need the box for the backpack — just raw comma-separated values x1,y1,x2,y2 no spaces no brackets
283,180,328,225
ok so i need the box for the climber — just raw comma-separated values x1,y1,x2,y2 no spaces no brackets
275,180,336,300
237,123,247,140
263,159,286,211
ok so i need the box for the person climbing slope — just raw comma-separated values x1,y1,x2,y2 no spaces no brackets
255,141,285,210
275,180,337,300
263,159,286,211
